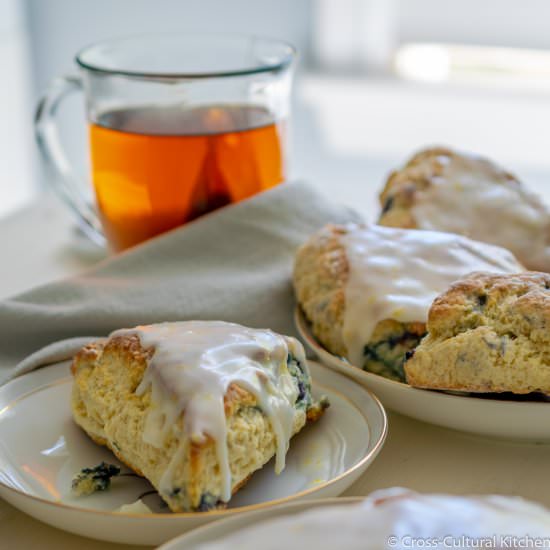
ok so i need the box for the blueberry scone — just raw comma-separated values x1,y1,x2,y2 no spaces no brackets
378,147,550,272
71,321,327,512
405,272,550,394
192,489,550,550
293,224,523,381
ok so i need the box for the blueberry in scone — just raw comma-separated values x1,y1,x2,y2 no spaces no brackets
71,462,121,496
404,271,550,394
378,146,550,272
293,224,523,382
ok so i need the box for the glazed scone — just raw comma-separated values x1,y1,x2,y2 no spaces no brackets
378,147,550,272
193,488,550,550
293,224,523,381
405,272,550,394
71,321,326,512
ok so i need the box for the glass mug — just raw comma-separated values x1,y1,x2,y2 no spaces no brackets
35,33,295,251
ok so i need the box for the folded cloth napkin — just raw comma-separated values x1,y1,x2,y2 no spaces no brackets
0,182,362,384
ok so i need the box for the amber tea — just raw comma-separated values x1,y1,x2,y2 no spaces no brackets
89,104,286,250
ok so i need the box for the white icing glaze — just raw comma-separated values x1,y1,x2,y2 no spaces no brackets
194,489,550,550
110,321,306,503
342,224,523,366
410,151,550,271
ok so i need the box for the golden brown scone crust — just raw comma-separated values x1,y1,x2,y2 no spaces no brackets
71,334,316,512
293,224,349,357
377,147,520,229
404,272,550,394
293,224,425,380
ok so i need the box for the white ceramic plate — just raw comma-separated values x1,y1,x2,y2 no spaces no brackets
0,360,386,545
296,307,550,442
160,497,363,549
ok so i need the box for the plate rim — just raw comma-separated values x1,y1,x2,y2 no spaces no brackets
0,360,387,520
295,306,550,410
159,496,365,550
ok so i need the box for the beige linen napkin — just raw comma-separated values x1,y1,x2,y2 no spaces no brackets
0,182,361,384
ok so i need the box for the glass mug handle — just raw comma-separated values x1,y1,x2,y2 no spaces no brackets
35,74,105,246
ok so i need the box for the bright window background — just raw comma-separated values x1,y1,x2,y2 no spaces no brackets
314,0,550,75
307,0,550,212
3,0,550,220
0,0,36,217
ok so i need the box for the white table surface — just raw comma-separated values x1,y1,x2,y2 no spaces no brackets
3,77,550,548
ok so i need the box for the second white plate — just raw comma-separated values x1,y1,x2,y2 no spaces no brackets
160,497,363,549
296,307,550,442
0,359,386,545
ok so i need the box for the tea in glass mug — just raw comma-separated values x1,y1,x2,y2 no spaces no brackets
35,33,295,251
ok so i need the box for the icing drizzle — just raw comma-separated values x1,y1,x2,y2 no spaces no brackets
410,151,550,271
341,224,524,366
110,321,306,503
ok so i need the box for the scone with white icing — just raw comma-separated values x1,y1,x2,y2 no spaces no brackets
71,321,326,512
293,224,523,381
192,488,550,550
405,271,550,394
378,147,550,272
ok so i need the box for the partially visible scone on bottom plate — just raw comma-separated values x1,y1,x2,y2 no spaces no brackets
293,223,523,382
190,488,550,550
405,272,550,394
378,146,550,272
71,321,326,512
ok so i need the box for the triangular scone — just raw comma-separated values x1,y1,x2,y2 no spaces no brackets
405,272,550,394
378,147,550,272
71,321,326,512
